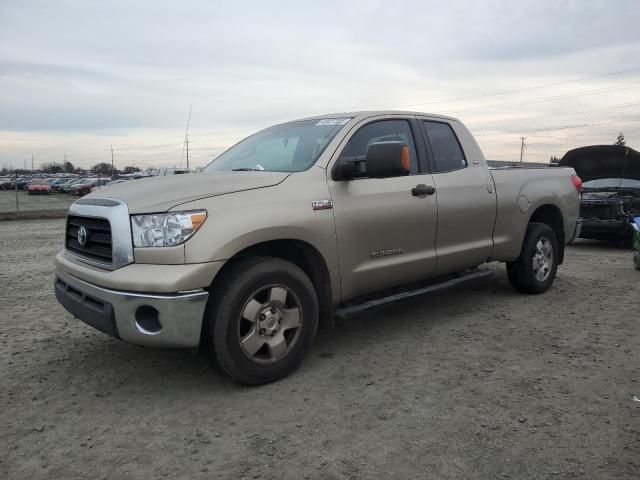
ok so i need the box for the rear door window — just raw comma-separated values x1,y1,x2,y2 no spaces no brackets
422,121,467,173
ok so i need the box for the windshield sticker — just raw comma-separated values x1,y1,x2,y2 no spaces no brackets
316,118,351,126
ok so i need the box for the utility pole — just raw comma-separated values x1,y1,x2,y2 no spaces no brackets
519,137,526,163
31,154,34,171
111,144,115,177
180,104,193,170
186,134,190,170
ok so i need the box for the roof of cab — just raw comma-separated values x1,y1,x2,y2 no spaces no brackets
293,110,459,123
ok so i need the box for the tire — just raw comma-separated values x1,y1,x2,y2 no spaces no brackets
507,222,559,294
203,256,319,385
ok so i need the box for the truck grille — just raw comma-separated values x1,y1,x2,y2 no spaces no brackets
66,215,113,264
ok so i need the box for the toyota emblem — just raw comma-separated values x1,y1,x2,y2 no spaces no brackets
77,226,88,247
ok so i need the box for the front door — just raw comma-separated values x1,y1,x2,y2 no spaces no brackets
328,117,438,301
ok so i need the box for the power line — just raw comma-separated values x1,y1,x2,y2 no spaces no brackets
443,83,640,114
513,117,640,134
474,117,640,136
467,101,640,129
392,67,640,109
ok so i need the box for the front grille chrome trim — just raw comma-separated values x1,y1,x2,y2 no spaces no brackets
66,198,134,270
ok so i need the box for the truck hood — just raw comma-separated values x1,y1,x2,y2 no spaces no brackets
558,145,640,182
85,171,290,213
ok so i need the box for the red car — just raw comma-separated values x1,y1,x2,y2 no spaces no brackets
71,178,111,196
27,180,52,195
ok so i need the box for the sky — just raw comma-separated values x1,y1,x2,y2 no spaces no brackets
1,0,639,170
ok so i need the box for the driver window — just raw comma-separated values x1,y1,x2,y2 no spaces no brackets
338,120,418,176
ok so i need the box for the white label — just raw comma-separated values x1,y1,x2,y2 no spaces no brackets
315,118,351,126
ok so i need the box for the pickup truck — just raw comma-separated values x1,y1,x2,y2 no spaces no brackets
54,111,581,385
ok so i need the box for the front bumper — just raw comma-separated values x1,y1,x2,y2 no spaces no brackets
579,218,632,240
55,269,209,347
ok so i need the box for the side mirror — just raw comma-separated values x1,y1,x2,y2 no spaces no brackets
332,141,411,181
365,141,411,178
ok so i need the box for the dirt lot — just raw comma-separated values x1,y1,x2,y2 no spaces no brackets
1,219,639,479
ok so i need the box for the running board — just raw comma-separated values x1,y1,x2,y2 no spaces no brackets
334,268,494,318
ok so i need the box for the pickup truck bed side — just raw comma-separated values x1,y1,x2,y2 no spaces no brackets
490,167,580,261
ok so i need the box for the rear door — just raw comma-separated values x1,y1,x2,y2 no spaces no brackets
419,119,497,274
327,116,438,301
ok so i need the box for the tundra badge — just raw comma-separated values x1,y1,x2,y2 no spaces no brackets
371,248,403,258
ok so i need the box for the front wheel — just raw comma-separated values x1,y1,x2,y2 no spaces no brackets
507,222,559,294
203,256,319,385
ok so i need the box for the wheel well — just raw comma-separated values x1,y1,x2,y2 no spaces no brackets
529,204,565,264
213,239,333,327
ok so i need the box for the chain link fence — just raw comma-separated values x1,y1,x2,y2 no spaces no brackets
0,177,76,220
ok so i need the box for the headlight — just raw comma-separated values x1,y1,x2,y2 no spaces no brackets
131,210,207,247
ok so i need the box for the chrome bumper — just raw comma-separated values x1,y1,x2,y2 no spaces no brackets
55,269,209,347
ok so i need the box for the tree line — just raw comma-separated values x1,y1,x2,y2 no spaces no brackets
1,161,141,176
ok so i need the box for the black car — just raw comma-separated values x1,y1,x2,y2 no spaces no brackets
559,145,640,242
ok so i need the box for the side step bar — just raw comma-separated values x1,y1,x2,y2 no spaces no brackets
334,268,494,318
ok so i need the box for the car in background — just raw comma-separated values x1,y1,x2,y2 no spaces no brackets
27,179,53,195
59,178,89,193
0,177,13,190
153,167,193,176
4,177,30,190
89,178,128,193
559,145,640,242
1,177,27,190
50,177,73,192
71,178,111,196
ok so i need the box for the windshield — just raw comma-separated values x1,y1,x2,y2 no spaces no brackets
583,178,640,189
204,118,351,173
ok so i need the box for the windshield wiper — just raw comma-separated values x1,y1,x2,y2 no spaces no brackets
231,168,263,171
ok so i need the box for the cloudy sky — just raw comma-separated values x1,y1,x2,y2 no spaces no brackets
1,0,639,170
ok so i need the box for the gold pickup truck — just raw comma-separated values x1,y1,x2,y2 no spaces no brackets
54,111,581,385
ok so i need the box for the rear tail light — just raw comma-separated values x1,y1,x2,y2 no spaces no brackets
571,174,582,192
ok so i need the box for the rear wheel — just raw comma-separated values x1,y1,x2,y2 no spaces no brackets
203,256,319,385
507,222,559,294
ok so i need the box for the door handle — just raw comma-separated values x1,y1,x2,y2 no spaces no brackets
411,184,436,197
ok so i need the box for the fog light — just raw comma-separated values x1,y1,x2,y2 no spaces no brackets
135,305,162,334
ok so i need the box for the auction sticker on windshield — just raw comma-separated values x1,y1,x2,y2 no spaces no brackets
315,118,351,126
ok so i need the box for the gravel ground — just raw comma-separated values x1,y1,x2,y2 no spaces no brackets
1,219,639,479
